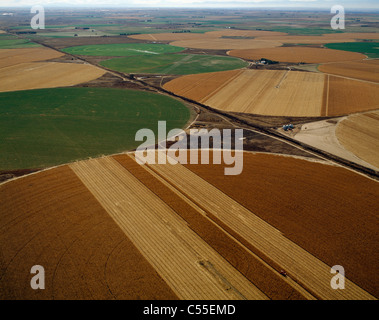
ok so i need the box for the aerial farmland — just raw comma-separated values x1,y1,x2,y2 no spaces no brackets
0,1,378,307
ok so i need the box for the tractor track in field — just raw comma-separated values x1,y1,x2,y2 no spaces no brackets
29,37,379,181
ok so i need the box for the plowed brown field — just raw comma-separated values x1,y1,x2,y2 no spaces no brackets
164,69,379,116
70,157,267,300
318,59,379,83
114,154,310,300
0,48,64,68
146,151,376,300
0,166,178,300
326,76,379,116
228,47,366,63
0,62,106,92
183,152,379,298
336,111,379,169
1,152,378,299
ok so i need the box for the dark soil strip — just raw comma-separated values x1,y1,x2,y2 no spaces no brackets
114,154,307,300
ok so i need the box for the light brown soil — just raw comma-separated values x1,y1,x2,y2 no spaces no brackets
318,59,379,83
327,76,379,116
0,48,64,68
69,157,267,300
336,111,379,168
184,152,379,298
0,62,106,92
129,29,287,43
113,154,307,300
228,47,366,63
165,69,325,116
0,166,178,300
170,38,282,50
163,69,243,102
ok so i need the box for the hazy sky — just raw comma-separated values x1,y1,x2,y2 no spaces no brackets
0,0,378,9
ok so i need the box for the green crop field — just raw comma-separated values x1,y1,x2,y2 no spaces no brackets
324,42,379,58
0,38,40,49
0,87,190,170
101,54,248,75
62,43,185,56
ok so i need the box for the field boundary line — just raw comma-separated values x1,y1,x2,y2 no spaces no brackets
326,74,330,116
200,69,245,104
69,157,268,300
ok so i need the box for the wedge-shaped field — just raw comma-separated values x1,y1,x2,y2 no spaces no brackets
70,157,267,300
0,48,64,68
1,151,378,299
228,47,366,63
336,111,379,169
164,69,379,117
318,59,379,83
165,69,325,116
0,62,105,92
0,87,190,170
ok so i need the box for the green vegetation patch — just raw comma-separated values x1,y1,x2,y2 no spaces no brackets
0,38,40,49
0,87,190,170
101,53,248,75
62,43,185,56
324,42,379,58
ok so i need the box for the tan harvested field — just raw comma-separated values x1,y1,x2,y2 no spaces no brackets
70,157,268,300
170,38,282,50
164,69,243,102
114,154,309,300
205,30,287,38
129,29,286,42
0,48,64,69
1,152,378,299
165,69,379,116
145,151,377,300
255,32,379,44
164,69,325,116
326,75,379,116
228,47,366,63
336,111,379,169
182,152,379,298
0,62,106,92
0,166,178,299
318,59,379,83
